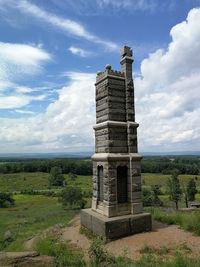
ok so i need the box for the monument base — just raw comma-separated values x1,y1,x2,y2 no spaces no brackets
80,208,152,240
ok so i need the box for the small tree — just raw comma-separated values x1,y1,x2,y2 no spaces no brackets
68,172,77,181
142,186,154,206
151,185,163,206
49,167,65,186
59,186,86,209
181,183,188,208
168,171,182,210
0,192,14,208
187,178,197,201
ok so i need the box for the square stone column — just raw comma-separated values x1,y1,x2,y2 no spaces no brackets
81,46,152,239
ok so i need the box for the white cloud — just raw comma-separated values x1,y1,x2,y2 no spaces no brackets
68,46,93,57
0,42,50,68
1,8,200,153
0,96,31,109
0,42,51,81
0,94,46,109
135,8,200,152
0,42,51,109
0,72,96,152
10,0,118,51
15,109,35,115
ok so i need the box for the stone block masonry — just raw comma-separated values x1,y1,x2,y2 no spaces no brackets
81,46,152,239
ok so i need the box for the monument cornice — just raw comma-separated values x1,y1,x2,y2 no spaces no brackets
93,120,139,130
95,73,125,86
92,153,142,161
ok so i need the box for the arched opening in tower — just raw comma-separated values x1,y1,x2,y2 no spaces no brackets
117,166,128,203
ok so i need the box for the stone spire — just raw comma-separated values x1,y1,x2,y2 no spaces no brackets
120,46,133,81
81,46,152,240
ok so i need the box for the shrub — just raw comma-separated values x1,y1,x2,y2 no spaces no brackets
89,237,116,266
36,238,86,267
0,230,15,250
167,171,182,210
142,186,154,206
0,192,14,208
49,167,65,186
59,186,86,209
187,178,197,201
68,172,77,181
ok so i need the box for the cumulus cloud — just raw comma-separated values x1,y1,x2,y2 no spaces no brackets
135,8,200,152
0,72,96,152
0,42,51,109
0,42,51,81
1,8,200,153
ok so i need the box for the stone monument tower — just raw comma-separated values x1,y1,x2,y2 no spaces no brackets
81,46,151,239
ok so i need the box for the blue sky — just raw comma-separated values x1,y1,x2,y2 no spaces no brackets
0,0,200,153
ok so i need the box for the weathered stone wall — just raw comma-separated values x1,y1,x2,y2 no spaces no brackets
94,124,137,153
92,155,143,217
96,75,126,123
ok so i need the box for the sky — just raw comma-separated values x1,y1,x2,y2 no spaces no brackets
0,0,200,153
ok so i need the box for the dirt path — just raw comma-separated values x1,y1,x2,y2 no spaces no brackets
61,215,200,260
61,215,91,260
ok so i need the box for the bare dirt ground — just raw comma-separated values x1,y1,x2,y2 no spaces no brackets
61,215,200,260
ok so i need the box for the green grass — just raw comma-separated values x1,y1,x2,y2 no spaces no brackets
35,236,200,267
0,172,50,192
65,174,92,196
0,172,92,251
1,172,199,195
0,172,92,194
1,171,200,253
36,238,86,267
142,173,200,193
131,255,200,267
146,207,200,235
0,194,76,251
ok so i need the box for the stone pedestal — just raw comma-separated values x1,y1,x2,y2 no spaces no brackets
81,208,152,240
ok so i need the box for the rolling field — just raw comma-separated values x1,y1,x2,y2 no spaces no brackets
0,194,76,251
142,173,200,188
1,172,200,252
0,172,199,194
0,172,92,193
0,173,91,251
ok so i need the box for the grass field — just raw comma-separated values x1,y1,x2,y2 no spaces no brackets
142,173,200,192
0,172,92,194
0,194,76,251
0,172,199,193
65,174,91,196
0,173,92,252
1,171,200,252
146,207,200,235
0,172,50,192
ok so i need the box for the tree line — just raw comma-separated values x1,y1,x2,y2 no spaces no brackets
141,156,200,175
0,159,92,175
0,156,199,175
